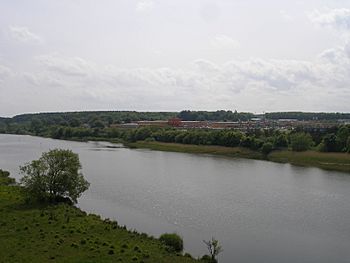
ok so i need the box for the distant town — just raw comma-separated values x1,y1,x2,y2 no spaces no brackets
114,117,350,131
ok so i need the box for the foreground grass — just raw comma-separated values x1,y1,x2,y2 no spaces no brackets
127,141,350,173
0,181,201,262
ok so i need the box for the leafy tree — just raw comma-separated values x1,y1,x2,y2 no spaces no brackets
274,134,288,148
20,149,90,204
347,136,350,153
336,126,350,151
289,132,314,151
30,117,43,135
261,142,273,155
159,233,183,252
203,238,223,263
321,133,338,152
68,118,81,127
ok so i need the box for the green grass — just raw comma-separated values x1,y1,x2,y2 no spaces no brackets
269,150,350,173
127,141,264,159
127,141,350,173
0,175,201,262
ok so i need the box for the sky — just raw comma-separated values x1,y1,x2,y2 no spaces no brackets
1,0,350,116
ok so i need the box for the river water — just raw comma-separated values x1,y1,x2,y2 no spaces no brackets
1,134,350,263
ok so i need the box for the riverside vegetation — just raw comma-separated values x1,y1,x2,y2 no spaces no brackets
1,110,350,173
0,152,215,262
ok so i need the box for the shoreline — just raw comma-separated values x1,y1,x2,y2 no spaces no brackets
126,141,350,174
2,133,350,173
0,173,201,263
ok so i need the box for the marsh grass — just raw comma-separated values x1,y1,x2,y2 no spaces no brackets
128,141,350,173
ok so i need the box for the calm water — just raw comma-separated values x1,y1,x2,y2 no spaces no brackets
1,134,350,263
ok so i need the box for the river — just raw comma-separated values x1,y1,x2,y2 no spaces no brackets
1,134,350,263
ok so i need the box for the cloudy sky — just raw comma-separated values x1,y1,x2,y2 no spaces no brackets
1,0,350,116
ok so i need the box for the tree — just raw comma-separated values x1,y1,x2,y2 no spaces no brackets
321,133,338,152
159,233,183,252
289,132,314,151
261,142,273,155
20,149,90,204
346,136,350,153
203,238,223,263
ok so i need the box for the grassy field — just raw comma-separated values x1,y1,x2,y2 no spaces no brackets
0,173,202,263
127,141,350,173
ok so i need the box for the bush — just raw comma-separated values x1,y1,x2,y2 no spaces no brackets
0,169,16,186
159,233,183,252
261,142,273,155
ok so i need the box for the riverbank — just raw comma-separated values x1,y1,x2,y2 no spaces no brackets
0,173,201,263
126,141,350,173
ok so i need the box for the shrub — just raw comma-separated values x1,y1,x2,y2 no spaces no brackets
0,169,16,186
159,233,183,252
261,142,273,155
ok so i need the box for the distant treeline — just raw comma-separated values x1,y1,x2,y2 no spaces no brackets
0,110,350,154
46,125,350,154
265,112,350,121
2,111,350,127
178,110,254,121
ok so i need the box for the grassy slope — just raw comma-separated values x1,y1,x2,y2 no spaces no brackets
0,182,200,262
127,141,350,173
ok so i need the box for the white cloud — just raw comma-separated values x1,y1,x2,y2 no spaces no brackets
19,44,348,112
136,0,155,13
2,42,350,115
8,26,43,44
308,8,350,30
280,10,293,21
210,35,240,49
36,54,94,77
0,64,13,83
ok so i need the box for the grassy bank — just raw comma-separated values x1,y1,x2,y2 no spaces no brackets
127,141,264,159
269,150,350,173
127,141,350,173
0,174,201,262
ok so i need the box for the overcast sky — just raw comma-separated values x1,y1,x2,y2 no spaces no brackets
1,0,350,116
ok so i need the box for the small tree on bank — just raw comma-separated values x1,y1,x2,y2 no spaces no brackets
20,149,90,204
159,233,183,252
203,237,223,263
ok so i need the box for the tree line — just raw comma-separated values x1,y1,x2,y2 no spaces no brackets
17,124,348,154
1,111,350,154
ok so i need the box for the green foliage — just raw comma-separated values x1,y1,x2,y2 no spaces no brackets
20,149,90,204
159,233,183,252
265,112,350,121
274,134,288,148
347,136,350,153
261,142,273,155
321,133,338,152
290,132,314,152
0,169,16,186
